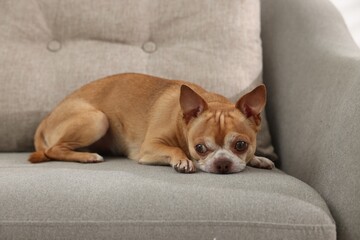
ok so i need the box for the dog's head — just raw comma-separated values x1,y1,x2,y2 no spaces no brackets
180,85,266,174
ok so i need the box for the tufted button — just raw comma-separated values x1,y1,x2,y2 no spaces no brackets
142,41,157,53
47,40,61,52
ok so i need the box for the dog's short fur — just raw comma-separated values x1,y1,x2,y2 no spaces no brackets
29,73,274,173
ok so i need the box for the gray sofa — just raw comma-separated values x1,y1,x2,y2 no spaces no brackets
0,0,359,240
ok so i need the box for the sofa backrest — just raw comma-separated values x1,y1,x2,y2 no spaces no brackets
0,0,272,155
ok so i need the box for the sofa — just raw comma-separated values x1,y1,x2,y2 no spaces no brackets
0,0,359,239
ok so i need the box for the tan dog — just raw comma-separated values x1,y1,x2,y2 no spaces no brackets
29,73,274,173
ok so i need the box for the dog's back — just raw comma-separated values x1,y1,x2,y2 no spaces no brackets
30,73,209,162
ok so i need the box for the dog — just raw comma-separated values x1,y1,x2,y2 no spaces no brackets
29,73,274,174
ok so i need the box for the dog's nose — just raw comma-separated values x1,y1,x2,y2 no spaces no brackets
214,159,232,174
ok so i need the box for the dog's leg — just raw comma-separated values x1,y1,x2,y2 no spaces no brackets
248,156,275,170
45,110,109,163
138,143,196,173
33,107,109,163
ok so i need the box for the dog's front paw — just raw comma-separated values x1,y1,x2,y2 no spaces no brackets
173,159,196,173
248,156,274,170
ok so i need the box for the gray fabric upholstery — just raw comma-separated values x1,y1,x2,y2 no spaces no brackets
261,0,360,239
0,154,335,240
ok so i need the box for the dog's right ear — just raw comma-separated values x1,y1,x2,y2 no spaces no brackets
180,85,208,124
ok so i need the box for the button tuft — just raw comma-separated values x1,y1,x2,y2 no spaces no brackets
142,41,157,53
47,40,61,52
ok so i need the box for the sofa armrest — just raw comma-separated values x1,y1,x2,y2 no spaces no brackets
260,0,360,239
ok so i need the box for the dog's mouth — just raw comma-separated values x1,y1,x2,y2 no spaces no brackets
194,158,246,174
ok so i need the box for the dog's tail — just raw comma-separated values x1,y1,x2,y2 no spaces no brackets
28,151,50,163
29,122,50,163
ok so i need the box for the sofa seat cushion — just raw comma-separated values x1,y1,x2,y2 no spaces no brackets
0,153,335,240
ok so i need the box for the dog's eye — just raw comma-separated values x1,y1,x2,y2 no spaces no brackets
235,141,248,152
195,144,208,154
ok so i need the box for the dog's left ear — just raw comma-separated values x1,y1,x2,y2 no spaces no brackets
180,85,208,124
236,84,266,126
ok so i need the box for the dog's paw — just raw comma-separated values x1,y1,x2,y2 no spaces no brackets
248,156,274,170
173,159,196,173
79,153,104,163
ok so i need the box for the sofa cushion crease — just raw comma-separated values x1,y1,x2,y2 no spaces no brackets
0,220,336,230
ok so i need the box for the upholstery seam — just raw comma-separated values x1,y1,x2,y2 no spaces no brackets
0,220,336,230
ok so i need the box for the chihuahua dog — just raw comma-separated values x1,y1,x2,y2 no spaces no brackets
29,73,274,174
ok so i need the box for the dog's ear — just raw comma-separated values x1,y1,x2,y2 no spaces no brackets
180,85,208,124
236,84,266,126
